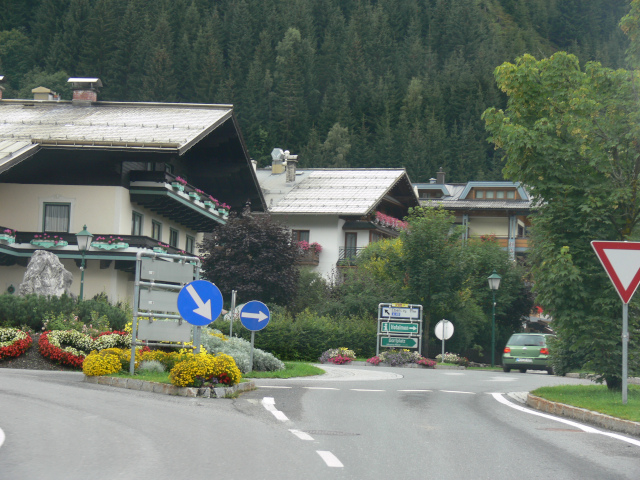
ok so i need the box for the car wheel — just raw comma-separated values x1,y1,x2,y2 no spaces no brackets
518,368,527,373
546,367,554,375
502,366,511,372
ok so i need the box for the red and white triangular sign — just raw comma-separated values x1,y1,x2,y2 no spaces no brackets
591,241,640,304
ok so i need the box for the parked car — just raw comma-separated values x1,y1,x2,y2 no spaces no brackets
502,333,554,374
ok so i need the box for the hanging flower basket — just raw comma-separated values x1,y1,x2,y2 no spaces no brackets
92,242,129,250
30,239,68,248
0,234,15,245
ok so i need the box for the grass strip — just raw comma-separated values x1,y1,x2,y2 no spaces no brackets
531,384,640,422
243,361,325,379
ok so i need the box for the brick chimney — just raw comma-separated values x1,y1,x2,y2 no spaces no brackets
286,154,298,183
68,77,102,103
436,167,446,184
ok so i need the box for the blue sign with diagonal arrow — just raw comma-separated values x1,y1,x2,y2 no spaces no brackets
240,301,270,331
177,280,223,326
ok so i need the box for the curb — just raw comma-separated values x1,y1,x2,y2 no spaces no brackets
84,375,255,398
526,394,640,437
565,372,640,385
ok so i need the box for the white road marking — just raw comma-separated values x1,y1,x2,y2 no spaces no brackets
350,389,385,392
317,450,344,468
289,429,314,441
492,393,640,448
441,390,475,394
304,387,340,390
261,397,289,422
398,389,432,392
0,427,5,449
258,385,292,389
487,377,518,382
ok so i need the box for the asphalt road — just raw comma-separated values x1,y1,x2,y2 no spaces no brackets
1,366,639,480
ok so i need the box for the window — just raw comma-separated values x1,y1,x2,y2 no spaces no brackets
370,231,383,243
345,232,357,259
486,191,495,199
292,230,310,243
151,220,162,241
496,191,505,199
476,191,484,199
169,228,179,248
131,212,143,236
507,191,515,199
43,203,70,232
186,235,195,254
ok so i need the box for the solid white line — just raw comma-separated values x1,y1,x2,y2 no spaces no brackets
289,429,314,441
259,386,292,389
317,450,344,468
441,390,475,394
350,389,385,392
303,387,340,390
492,393,640,448
0,427,5,449
398,389,432,392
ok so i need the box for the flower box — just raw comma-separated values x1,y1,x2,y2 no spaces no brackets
171,182,185,192
153,246,168,254
0,234,15,245
91,242,129,250
189,192,201,201
218,208,229,216
30,239,68,248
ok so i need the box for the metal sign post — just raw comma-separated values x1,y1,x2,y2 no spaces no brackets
434,319,454,363
591,240,640,404
240,301,271,372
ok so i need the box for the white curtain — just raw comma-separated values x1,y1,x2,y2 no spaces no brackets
44,204,70,232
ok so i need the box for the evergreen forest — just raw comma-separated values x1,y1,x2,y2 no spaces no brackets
0,0,631,182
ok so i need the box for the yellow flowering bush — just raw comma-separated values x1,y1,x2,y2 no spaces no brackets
169,352,242,387
83,348,123,376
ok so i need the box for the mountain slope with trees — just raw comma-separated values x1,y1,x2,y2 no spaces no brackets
0,0,630,182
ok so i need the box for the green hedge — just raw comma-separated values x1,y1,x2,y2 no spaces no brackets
0,294,129,331
214,308,378,361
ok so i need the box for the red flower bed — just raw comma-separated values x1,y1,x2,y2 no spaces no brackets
38,331,86,368
0,329,33,359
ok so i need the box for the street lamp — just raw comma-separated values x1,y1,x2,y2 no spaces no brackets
76,225,93,300
487,270,502,367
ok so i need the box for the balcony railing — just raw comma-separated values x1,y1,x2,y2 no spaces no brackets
337,246,365,266
297,250,320,266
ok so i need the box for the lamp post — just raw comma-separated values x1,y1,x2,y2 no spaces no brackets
487,270,502,367
76,225,93,300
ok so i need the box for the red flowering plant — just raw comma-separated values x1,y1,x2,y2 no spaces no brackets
32,233,66,245
3,228,16,235
94,235,125,245
175,176,188,186
0,328,33,359
319,347,356,364
39,331,89,368
366,356,382,366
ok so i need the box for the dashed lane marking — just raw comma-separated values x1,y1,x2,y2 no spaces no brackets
303,387,340,390
440,390,475,394
398,389,432,392
0,427,5,449
350,389,385,392
317,450,344,468
289,429,314,441
259,386,292,389
261,397,289,422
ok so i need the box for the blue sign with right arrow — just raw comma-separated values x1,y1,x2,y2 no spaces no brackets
240,301,270,331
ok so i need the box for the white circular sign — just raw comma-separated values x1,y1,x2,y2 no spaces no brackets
434,319,454,340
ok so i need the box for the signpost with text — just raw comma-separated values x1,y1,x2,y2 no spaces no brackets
591,240,640,404
377,303,423,356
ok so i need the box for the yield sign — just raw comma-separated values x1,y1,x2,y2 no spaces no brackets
591,241,640,304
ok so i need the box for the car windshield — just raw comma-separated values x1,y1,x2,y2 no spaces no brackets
508,334,546,346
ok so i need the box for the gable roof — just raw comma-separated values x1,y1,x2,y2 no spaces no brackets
416,181,531,211
257,168,419,215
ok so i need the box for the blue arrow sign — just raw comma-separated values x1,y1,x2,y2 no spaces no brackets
177,280,223,326
240,301,270,331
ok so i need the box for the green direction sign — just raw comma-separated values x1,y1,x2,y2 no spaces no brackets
380,322,420,334
380,337,419,349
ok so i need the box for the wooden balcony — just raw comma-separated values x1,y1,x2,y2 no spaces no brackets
297,250,320,266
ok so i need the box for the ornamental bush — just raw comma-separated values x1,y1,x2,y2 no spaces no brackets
169,353,242,387
83,348,123,376
435,352,469,366
201,329,285,373
319,347,356,364
0,328,33,359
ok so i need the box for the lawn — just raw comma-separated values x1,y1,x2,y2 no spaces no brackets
243,361,325,379
531,384,640,422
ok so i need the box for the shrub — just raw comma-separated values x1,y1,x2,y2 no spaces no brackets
201,328,284,373
169,352,242,387
83,348,123,376
435,352,469,366
378,349,421,366
139,360,165,373
0,328,32,359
